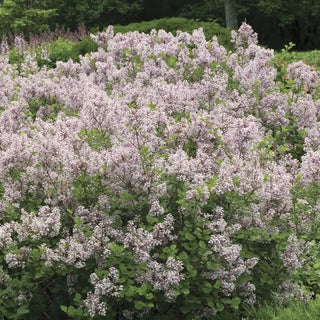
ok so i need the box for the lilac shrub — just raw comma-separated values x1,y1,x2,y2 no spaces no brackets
0,22,319,319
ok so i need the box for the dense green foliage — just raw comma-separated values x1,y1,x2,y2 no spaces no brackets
274,49,320,70
47,36,98,67
1,0,320,49
242,295,320,320
0,0,56,37
46,0,145,30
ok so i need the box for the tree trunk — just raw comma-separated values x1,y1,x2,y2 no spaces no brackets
224,0,238,30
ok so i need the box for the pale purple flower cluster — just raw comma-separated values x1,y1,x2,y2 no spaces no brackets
123,215,182,299
13,206,61,241
281,235,312,274
136,258,184,301
287,61,320,91
204,207,258,298
84,267,123,317
0,223,13,249
276,280,314,304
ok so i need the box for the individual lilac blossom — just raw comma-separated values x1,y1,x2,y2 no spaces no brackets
220,244,242,264
122,310,135,320
15,290,33,306
208,36,227,63
20,51,39,76
151,182,167,197
193,307,217,320
124,222,157,263
304,122,320,151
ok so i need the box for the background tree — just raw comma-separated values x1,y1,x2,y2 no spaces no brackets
177,0,224,25
46,0,144,31
0,0,56,37
177,0,320,49
245,0,320,49
224,0,237,30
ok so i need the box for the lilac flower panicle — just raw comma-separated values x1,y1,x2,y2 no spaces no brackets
231,22,258,49
281,235,312,274
14,34,27,56
0,36,9,56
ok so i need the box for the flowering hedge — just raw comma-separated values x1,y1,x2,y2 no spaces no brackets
0,23,320,319
4,18,231,71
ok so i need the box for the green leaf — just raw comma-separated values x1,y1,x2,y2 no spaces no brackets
145,293,154,300
126,285,137,297
216,301,224,311
213,280,221,289
236,275,253,283
178,251,189,261
207,297,215,309
74,293,81,302
202,282,213,294
185,232,195,240
231,297,241,309
199,240,206,248
120,191,135,202
134,300,153,310
137,284,148,295
60,305,68,313
16,305,29,316
181,288,190,295
189,269,197,277
221,298,232,304
146,215,159,224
